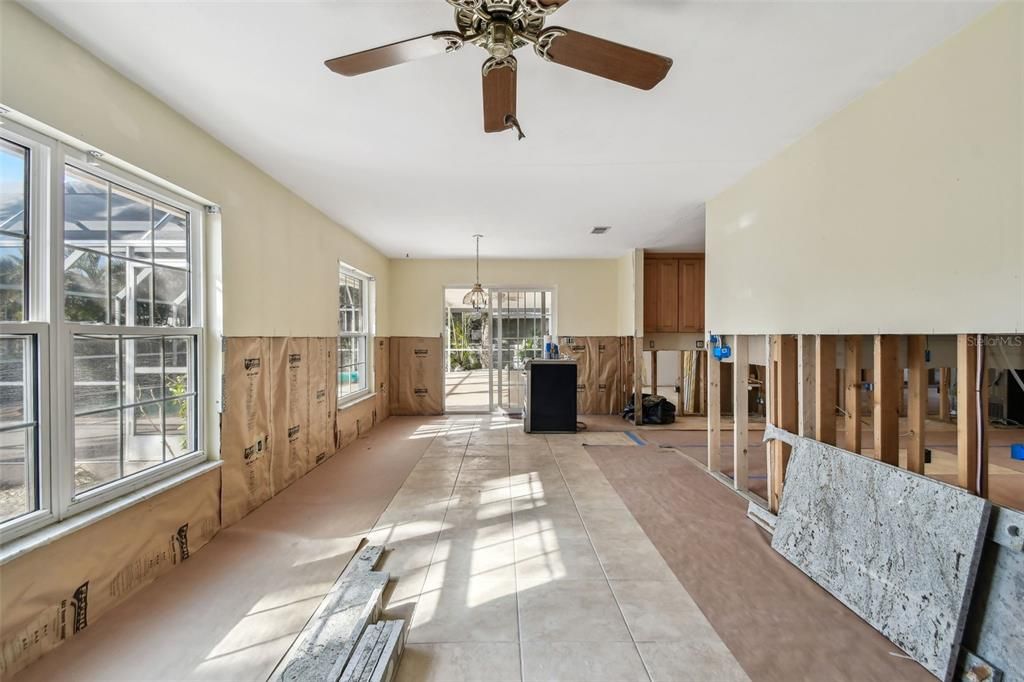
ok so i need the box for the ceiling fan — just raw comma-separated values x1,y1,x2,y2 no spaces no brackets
323,0,673,139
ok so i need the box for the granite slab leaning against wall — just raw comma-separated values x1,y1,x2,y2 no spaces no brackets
771,436,991,682
960,505,1024,680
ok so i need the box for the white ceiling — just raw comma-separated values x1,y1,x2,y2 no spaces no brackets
24,0,993,259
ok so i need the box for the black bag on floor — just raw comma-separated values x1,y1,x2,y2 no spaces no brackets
622,393,676,425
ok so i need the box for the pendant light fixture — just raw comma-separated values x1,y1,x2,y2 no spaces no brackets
463,234,487,311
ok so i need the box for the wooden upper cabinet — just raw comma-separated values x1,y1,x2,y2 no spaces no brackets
643,253,704,334
654,259,679,332
678,257,704,332
643,262,658,334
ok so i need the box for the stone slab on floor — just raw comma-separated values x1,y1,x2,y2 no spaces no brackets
771,437,991,682
270,544,389,682
340,619,407,682
961,505,1024,681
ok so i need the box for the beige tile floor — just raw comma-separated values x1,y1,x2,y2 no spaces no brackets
370,415,750,682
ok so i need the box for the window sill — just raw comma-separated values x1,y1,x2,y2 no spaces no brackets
0,460,222,567
338,391,376,411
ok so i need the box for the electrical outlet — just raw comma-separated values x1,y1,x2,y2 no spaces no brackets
649,340,655,349
696,340,705,350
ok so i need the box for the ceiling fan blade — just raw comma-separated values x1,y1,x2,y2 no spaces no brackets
325,31,463,77
482,57,517,134
535,27,672,90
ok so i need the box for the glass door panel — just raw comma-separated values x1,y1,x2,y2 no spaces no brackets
443,287,492,413
490,288,553,414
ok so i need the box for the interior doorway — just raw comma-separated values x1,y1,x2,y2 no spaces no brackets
442,287,555,414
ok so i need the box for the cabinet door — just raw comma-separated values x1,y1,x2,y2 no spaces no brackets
678,258,705,332
643,259,658,333
655,259,679,332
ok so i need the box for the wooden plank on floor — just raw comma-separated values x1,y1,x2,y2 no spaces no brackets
844,335,862,454
907,335,927,474
872,335,900,465
733,335,750,492
815,335,837,445
957,334,989,497
770,335,797,513
797,335,815,438
708,347,722,473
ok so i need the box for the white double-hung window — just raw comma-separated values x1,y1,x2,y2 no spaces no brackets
338,263,373,403
0,119,205,544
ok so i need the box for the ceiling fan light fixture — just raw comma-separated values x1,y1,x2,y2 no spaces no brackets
462,234,487,310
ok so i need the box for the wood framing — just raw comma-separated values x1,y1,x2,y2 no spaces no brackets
650,350,658,396
732,335,750,492
939,367,951,421
797,335,815,437
634,337,643,426
699,353,708,415
769,335,798,512
956,334,989,497
844,335,862,453
815,335,837,445
872,335,900,465
707,349,722,473
906,335,927,474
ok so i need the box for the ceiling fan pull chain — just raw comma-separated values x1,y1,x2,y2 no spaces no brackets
505,114,526,140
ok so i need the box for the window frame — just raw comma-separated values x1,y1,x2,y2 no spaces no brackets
337,262,373,406
0,123,55,540
0,121,206,545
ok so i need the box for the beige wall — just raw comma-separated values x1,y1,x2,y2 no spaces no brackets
389,258,624,337
706,3,1023,335
0,2,390,338
616,252,636,337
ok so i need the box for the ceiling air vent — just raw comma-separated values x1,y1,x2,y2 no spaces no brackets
591,226,611,235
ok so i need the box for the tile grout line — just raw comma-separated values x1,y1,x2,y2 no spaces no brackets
418,419,472,596
504,429,528,682
405,417,507,658
554,438,654,682
397,419,468,633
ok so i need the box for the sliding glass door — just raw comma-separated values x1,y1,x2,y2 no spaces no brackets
443,287,554,414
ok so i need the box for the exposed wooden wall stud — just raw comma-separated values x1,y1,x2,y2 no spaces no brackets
907,335,927,474
940,367,952,422
733,335,749,492
815,335,837,445
634,337,643,426
844,335,862,454
651,350,658,395
769,335,798,512
872,334,900,465
797,335,816,437
956,334,989,497
707,346,722,473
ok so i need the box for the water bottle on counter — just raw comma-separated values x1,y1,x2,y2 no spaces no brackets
543,334,552,359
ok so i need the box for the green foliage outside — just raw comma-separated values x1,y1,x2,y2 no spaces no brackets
449,313,483,371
